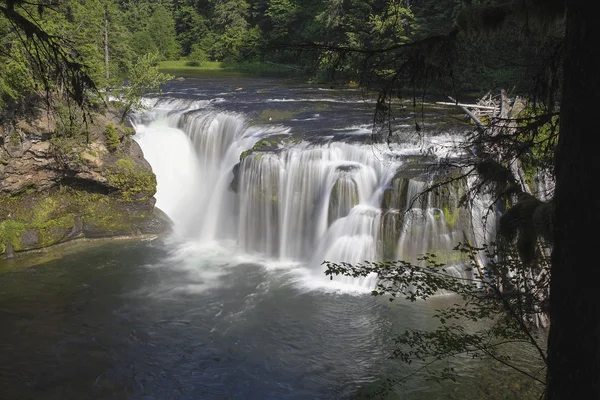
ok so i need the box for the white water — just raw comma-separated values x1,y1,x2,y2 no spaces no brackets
134,102,487,291
133,122,203,236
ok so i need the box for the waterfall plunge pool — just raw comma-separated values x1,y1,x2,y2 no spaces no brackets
0,239,541,399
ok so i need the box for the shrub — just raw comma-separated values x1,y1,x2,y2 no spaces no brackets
185,44,208,67
104,122,120,152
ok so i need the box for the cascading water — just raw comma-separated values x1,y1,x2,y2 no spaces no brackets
238,143,383,262
133,121,204,235
134,97,488,290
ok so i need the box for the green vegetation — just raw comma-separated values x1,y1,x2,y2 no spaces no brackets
106,158,157,201
104,122,120,152
442,206,460,229
120,53,173,122
324,244,547,392
0,0,565,113
158,60,224,71
186,44,209,66
0,185,160,256
157,60,299,78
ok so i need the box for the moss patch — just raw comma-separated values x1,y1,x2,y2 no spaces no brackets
0,193,78,254
0,185,166,257
106,158,157,201
239,135,301,161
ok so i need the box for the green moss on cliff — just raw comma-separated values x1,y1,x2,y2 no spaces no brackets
1,108,170,257
106,158,157,201
0,220,25,253
0,197,77,254
0,185,167,256
77,192,152,235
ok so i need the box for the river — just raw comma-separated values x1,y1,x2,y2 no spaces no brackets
0,77,541,399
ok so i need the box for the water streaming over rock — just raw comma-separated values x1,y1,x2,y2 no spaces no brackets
134,99,489,290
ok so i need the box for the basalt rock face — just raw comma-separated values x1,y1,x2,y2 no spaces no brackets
0,112,172,257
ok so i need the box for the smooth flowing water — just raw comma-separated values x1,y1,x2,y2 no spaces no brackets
0,77,538,399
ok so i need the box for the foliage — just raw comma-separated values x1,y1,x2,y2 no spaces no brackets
130,30,159,57
210,0,252,61
0,0,97,117
324,242,549,395
106,158,157,201
0,31,35,111
186,43,208,66
147,5,180,60
174,5,210,56
119,53,173,122
104,122,120,151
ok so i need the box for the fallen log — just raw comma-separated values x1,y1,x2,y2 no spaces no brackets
446,96,487,133
435,101,498,110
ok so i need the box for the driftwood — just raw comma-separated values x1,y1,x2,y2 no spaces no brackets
436,102,497,110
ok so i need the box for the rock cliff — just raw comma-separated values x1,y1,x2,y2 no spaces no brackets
0,111,171,257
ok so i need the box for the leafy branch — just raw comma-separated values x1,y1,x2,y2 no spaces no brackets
323,242,548,395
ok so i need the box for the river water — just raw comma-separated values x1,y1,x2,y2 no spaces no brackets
0,77,541,399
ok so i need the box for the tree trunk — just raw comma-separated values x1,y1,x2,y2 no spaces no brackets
104,11,110,103
546,1,600,398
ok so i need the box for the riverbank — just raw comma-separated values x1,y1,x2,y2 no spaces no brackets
158,60,304,79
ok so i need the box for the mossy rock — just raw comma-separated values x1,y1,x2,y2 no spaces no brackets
105,158,157,201
0,186,171,257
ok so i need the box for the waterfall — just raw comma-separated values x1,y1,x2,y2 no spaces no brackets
133,122,204,236
135,102,488,290
238,153,283,256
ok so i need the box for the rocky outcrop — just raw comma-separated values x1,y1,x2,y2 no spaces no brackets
0,112,172,257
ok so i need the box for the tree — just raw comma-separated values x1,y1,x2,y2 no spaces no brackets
325,243,549,393
0,0,96,114
186,43,208,66
174,5,210,56
264,0,298,42
211,0,251,61
119,52,173,122
0,15,35,113
147,4,180,60
69,0,133,99
546,0,600,397
130,30,158,57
